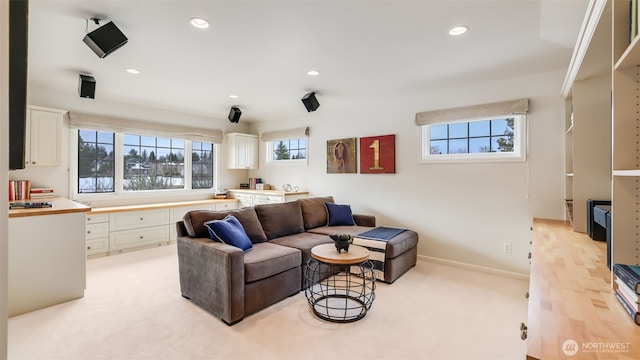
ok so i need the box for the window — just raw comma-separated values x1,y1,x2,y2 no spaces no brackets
78,130,115,193
420,114,526,162
267,137,307,163
123,134,185,191
75,129,216,195
192,141,214,189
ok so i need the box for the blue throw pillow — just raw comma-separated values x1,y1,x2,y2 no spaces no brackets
325,202,356,226
204,215,253,252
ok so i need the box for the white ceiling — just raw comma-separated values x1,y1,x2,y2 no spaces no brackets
27,0,589,123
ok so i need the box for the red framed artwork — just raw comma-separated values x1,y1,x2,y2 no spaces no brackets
359,134,395,174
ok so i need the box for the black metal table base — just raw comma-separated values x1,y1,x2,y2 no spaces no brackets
304,259,376,323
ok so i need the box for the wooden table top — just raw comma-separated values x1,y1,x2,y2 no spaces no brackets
311,243,369,265
8,197,91,218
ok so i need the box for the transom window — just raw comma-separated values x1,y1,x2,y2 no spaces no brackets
420,114,526,163
267,137,307,163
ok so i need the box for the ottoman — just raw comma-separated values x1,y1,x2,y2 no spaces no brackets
308,226,419,283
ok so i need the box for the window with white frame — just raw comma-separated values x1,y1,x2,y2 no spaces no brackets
416,99,528,163
261,127,310,165
268,138,307,162
76,129,216,194
420,115,526,162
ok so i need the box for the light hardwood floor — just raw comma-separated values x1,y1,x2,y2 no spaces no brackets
527,219,640,360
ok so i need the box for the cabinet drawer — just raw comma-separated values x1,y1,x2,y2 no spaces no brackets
86,213,109,224
229,192,253,201
109,209,170,231
86,222,109,240
86,238,108,256
109,225,171,251
253,194,284,204
215,201,238,211
170,205,215,223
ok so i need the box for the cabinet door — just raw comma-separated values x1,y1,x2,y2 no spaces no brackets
237,135,258,169
253,194,284,205
215,201,238,211
227,133,258,169
109,209,170,232
27,109,63,166
109,225,171,252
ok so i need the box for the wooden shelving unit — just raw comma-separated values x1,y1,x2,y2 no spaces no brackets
612,0,640,267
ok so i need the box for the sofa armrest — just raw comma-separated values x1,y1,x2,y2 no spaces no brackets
353,214,376,227
177,236,245,325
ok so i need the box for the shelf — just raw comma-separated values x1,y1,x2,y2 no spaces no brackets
613,169,640,176
614,33,640,70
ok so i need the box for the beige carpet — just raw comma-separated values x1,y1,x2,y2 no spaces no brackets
8,245,528,360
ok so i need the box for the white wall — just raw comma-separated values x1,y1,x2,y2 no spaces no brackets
13,69,566,275
1,0,9,357
252,70,567,275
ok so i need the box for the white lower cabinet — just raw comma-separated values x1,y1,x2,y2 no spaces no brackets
86,200,238,258
86,213,109,257
110,225,171,253
227,190,308,207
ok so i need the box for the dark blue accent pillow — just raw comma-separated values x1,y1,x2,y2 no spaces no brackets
204,215,253,252
325,202,356,226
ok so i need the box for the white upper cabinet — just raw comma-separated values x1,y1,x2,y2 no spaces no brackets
26,106,66,167
226,133,258,169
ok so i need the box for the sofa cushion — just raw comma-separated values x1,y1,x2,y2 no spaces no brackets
204,215,253,252
297,196,334,229
269,232,333,266
325,202,356,226
255,202,305,240
243,243,301,283
183,207,268,243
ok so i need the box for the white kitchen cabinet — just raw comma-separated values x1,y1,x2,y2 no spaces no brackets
85,199,238,257
226,133,258,169
26,106,66,167
8,198,90,316
109,208,171,253
86,213,110,257
227,189,308,207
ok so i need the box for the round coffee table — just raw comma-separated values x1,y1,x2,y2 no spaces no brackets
304,243,376,323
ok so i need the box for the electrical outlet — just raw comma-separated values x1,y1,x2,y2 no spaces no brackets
503,243,512,253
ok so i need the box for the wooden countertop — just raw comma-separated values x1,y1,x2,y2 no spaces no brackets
88,198,236,214
226,189,308,196
8,197,91,218
527,219,640,359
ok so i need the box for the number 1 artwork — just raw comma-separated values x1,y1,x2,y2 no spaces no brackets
359,134,395,174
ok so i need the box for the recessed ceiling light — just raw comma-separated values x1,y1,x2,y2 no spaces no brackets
449,25,468,36
307,70,320,76
190,17,210,29
229,94,239,99
126,68,140,74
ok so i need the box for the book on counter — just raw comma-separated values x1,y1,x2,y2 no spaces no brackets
8,180,31,201
614,289,640,325
30,187,55,198
613,263,640,294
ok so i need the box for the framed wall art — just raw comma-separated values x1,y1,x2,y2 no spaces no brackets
327,137,357,173
359,134,395,174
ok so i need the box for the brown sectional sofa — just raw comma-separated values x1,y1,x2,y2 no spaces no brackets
176,196,418,325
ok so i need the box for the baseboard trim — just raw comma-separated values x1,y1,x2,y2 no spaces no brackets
417,255,529,281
